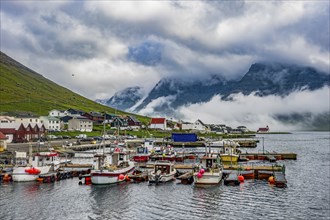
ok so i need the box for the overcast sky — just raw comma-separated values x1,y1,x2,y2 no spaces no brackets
1,1,329,130
1,1,329,98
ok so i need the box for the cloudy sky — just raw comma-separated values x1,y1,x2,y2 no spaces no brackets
1,1,329,130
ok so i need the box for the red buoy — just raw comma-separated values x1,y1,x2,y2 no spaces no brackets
238,175,245,182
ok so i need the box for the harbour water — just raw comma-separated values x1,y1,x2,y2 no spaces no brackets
1,132,329,220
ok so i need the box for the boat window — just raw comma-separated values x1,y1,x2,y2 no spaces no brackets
137,147,145,154
206,159,212,168
119,154,124,160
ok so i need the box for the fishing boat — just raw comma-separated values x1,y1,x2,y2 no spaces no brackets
220,140,240,163
132,140,154,162
12,151,60,182
148,160,176,185
91,149,135,185
193,153,223,185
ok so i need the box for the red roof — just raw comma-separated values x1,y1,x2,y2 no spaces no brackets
257,127,269,132
0,132,8,140
150,118,166,124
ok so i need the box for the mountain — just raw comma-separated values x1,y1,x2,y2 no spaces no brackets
101,62,329,130
104,63,329,113
225,63,330,97
105,86,145,111
0,51,149,124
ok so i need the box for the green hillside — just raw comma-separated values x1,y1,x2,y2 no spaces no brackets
0,51,150,124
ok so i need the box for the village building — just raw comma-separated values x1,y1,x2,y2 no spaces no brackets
257,126,270,133
82,112,104,124
110,116,128,128
40,116,61,131
126,115,142,129
15,113,40,124
67,108,85,116
68,116,93,132
181,121,194,130
49,109,69,117
149,118,167,130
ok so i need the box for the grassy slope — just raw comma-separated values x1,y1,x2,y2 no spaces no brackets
0,52,150,124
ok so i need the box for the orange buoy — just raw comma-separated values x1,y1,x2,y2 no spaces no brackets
36,178,44,182
238,175,244,183
3,174,11,181
268,176,275,184
125,175,130,182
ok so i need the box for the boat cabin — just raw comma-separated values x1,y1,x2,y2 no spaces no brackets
199,154,221,171
136,146,149,155
32,152,60,167
153,160,175,175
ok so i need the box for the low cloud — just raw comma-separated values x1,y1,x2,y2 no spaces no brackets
176,87,330,131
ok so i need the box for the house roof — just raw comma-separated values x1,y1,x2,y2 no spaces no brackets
127,115,140,123
258,127,269,131
151,118,166,124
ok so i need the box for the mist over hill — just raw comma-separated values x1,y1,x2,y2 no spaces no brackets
98,63,329,131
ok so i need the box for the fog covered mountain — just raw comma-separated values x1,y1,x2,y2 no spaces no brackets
102,86,145,111
97,62,329,130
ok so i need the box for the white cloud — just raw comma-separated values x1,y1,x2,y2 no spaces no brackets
177,87,330,131
1,0,329,102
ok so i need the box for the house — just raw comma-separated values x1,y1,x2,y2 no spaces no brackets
110,116,128,128
49,109,69,117
68,116,93,132
149,118,167,130
0,123,46,143
0,116,16,128
60,115,74,124
237,126,249,133
257,126,269,133
40,116,61,131
192,119,209,132
67,108,85,116
15,112,40,124
82,112,104,124
126,115,141,128
181,122,194,130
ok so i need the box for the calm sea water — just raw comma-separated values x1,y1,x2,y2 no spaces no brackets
1,132,329,220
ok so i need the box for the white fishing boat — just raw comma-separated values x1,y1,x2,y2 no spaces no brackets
91,149,135,185
12,151,60,182
193,153,223,185
148,160,176,185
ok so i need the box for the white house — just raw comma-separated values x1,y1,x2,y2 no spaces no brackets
0,116,16,129
49,109,69,117
68,116,93,132
15,114,40,124
181,122,194,130
40,116,61,131
149,118,167,130
192,119,209,132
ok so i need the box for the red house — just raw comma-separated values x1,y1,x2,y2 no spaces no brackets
149,118,167,130
257,126,269,133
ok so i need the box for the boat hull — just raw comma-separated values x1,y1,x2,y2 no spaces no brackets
133,155,150,162
12,166,51,182
193,172,223,185
91,163,135,185
220,154,239,163
148,171,176,184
